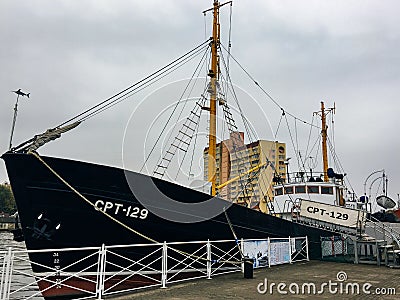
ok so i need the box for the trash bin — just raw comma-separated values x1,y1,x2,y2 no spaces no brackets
243,257,254,279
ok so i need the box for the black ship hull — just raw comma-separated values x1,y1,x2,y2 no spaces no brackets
2,152,334,299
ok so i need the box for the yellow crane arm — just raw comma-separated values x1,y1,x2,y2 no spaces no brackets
216,162,267,190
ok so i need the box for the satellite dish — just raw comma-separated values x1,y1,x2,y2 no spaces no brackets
376,195,396,209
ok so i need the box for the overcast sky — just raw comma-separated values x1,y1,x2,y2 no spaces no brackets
1,0,399,208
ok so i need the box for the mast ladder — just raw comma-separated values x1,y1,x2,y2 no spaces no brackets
153,96,206,178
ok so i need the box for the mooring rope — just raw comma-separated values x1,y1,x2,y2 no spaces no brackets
223,208,244,259
28,150,244,265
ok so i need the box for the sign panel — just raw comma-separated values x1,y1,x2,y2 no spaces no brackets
299,199,365,228
269,242,291,265
242,240,269,268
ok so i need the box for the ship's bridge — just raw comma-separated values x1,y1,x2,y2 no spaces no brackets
271,171,362,214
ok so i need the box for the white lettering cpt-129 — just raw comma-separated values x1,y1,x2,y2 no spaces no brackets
94,200,148,219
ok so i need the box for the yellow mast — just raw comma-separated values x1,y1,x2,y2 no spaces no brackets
207,1,220,196
314,101,335,182
320,102,329,182
203,1,231,196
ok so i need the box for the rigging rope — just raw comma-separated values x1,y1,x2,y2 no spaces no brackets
173,96,205,181
326,137,355,194
217,50,351,200
82,44,210,123
187,110,202,181
284,114,305,172
304,115,315,161
224,208,244,259
57,40,211,128
219,51,282,209
223,2,233,102
294,118,300,160
140,47,210,173
274,110,284,140
219,43,320,130
220,50,276,206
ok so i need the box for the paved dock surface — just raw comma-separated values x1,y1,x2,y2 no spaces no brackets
109,260,399,299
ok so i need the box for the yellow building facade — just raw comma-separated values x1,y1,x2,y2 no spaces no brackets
204,132,286,213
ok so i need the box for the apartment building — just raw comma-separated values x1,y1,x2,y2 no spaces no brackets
204,132,286,212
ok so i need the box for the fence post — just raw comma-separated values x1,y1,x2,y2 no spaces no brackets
5,247,12,300
305,236,309,261
267,237,271,267
96,244,106,300
240,238,244,273
288,236,292,264
0,247,13,300
206,240,211,279
342,236,345,255
161,242,167,288
0,249,6,299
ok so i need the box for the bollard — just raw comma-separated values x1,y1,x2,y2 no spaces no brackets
243,257,254,279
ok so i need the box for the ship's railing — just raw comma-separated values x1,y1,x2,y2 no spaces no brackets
0,237,309,300
279,171,327,185
366,216,400,248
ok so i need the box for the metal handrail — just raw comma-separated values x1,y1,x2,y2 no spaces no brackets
367,215,400,248
0,237,309,300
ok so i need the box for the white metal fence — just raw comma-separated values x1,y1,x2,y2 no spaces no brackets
0,237,308,300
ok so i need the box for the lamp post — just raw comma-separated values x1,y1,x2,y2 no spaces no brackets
363,169,384,213
369,176,384,200
368,175,385,212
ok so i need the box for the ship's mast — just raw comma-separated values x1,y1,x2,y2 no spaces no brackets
321,102,329,182
206,1,220,196
314,101,335,182
203,1,231,196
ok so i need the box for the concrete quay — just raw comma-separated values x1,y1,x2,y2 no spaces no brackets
109,260,400,299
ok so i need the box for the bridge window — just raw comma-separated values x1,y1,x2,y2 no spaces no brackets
307,186,319,194
284,187,294,194
275,188,283,196
321,186,333,194
295,186,306,193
